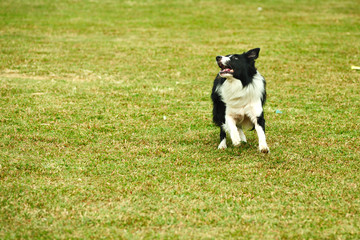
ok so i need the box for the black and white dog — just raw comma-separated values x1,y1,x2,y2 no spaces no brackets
211,48,269,153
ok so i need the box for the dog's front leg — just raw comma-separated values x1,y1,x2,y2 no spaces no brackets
255,113,269,153
218,127,227,149
225,115,241,146
255,125,269,153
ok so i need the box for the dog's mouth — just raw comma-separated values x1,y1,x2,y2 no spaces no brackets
218,62,234,75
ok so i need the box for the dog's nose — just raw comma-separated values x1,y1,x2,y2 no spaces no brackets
216,56,222,62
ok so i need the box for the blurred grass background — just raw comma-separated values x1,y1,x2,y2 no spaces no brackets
1,0,359,239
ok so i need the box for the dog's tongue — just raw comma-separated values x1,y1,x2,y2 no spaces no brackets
221,68,233,73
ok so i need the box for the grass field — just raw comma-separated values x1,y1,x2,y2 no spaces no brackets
1,0,360,239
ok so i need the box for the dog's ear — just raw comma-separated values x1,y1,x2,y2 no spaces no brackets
245,48,260,60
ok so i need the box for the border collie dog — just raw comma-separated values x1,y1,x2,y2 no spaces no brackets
211,48,269,153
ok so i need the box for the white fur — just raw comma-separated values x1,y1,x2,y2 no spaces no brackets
255,124,269,153
238,128,247,142
217,71,269,152
218,138,227,149
219,55,232,65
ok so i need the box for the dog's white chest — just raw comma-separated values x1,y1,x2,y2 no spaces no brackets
220,79,246,107
217,73,265,119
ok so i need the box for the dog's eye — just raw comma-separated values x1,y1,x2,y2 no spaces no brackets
233,57,238,60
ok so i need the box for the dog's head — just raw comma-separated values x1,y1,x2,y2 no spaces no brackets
216,48,260,80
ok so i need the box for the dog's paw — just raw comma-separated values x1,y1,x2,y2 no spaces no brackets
218,139,227,150
259,145,270,154
233,140,241,147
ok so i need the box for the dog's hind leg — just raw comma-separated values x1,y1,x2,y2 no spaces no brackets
238,128,247,143
225,115,241,147
218,127,227,149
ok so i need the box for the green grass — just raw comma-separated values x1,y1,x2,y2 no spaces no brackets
1,0,360,239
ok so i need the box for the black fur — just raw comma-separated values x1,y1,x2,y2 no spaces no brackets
211,76,226,127
257,112,265,132
211,76,227,142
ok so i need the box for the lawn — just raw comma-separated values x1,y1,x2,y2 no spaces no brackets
0,0,359,239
